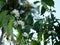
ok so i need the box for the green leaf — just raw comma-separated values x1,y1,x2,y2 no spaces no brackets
33,19,43,32
23,25,30,33
25,15,33,26
54,41,60,45
51,13,55,19
0,22,2,27
16,32,22,44
34,1,40,4
38,32,42,42
20,37,26,45
0,10,8,21
16,26,23,43
52,10,56,12
3,18,13,35
41,0,54,7
0,11,8,29
54,25,60,39
0,11,14,35
29,33,34,39
33,21,40,32
41,1,48,9
44,31,49,40
36,6,40,13
41,6,46,15
31,40,40,45
7,20,13,35
0,1,6,9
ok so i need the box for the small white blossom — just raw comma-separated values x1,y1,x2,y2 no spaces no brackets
22,25,25,29
13,28,18,36
17,20,25,29
14,21,18,27
2,37,14,45
56,36,60,41
53,39,56,43
52,30,56,34
46,39,49,41
29,39,31,42
11,9,20,18
49,36,52,39
17,20,24,25
23,32,28,37
48,31,51,34
32,33,38,40
29,29,36,34
54,22,58,26
20,10,24,14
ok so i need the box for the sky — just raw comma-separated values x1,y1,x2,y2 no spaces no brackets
55,0,60,19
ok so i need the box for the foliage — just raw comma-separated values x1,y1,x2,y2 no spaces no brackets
0,0,60,45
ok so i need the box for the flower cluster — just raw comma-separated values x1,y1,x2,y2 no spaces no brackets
14,20,25,29
11,9,20,19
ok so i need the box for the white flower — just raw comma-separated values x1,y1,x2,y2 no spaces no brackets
53,39,56,43
20,10,24,14
13,28,18,36
52,30,56,34
11,9,20,18
56,36,60,41
46,39,49,41
49,36,52,39
17,20,24,25
54,22,58,26
14,21,18,27
32,33,38,40
23,32,28,37
22,25,25,29
17,20,25,29
48,31,51,34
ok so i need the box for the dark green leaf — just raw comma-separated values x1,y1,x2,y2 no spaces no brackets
34,1,40,4
0,1,6,9
25,15,33,26
33,19,43,32
54,41,60,45
41,6,46,15
54,25,60,39
41,1,48,9
51,13,55,19
33,21,40,32
29,33,34,39
52,10,56,12
41,0,54,7
44,31,49,40
23,25,30,33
